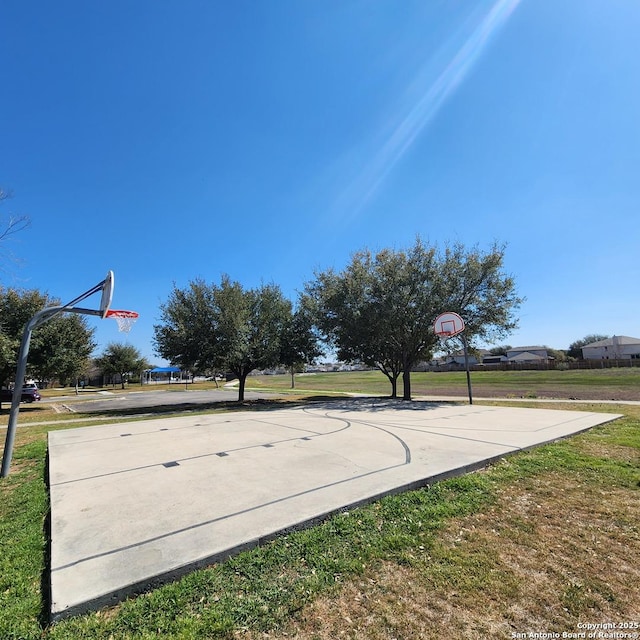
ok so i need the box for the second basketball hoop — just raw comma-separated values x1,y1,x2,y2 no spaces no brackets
434,311,465,338
433,311,473,405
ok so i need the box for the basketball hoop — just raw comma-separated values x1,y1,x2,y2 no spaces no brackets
105,309,139,334
434,310,474,405
434,312,465,338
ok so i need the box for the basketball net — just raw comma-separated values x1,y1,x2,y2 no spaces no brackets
105,309,139,334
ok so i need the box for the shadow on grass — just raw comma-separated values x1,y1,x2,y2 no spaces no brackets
0,402,53,416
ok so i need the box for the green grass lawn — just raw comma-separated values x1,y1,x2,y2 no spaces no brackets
247,367,640,400
1,394,639,638
23,368,640,404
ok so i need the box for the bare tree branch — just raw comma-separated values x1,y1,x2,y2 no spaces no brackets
0,187,32,276
0,214,31,242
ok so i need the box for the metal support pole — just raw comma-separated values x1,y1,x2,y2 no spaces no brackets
1,306,101,478
1,307,58,477
462,333,473,405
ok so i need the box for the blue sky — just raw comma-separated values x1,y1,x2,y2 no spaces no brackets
1,0,639,365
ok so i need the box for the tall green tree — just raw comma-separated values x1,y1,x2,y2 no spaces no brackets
544,347,567,363
305,238,522,400
0,287,95,388
489,345,512,356
154,276,294,402
0,332,17,391
152,278,217,379
304,245,431,398
279,303,322,388
95,343,148,389
30,313,96,386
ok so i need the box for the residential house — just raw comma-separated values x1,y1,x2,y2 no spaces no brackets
438,349,490,367
441,353,479,367
581,336,640,360
506,346,552,364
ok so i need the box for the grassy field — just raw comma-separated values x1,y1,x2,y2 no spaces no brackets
0,374,639,638
246,368,640,401
8,367,638,410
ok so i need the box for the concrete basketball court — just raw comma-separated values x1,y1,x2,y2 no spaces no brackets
48,398,620,620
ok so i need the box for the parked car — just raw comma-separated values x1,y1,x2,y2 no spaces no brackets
0,385,41,403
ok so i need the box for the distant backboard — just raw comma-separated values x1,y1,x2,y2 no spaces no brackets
434,311,465,338
99,270,114,318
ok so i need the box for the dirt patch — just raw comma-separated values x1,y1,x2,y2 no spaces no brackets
424,385,640,401
243,473,640,639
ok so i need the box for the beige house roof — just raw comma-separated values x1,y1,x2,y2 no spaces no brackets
583,336,640,348
509,346,547,352
508,351,547,362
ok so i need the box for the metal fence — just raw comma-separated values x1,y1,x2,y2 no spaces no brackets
428,359,640,373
